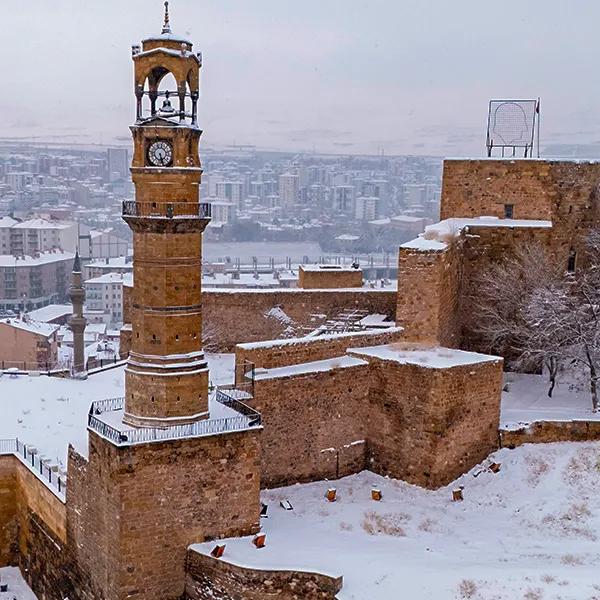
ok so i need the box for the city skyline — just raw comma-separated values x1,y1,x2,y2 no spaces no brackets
4,0,600,156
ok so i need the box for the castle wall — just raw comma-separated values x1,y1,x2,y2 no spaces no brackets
0,457,17,566
184,549,342,600
251,362,371,488
354,355,503,489
298,266,363,289
441,159,600,261
396,241,462,347
235,327,403,378
68,429,261,600
500,420,600,447
203,289,397,352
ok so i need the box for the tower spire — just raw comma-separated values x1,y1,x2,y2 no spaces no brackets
162,1,171,34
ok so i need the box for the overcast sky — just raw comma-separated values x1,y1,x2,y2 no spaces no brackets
3,0,600,155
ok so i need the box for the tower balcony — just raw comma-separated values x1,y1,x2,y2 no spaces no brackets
122,200,211,219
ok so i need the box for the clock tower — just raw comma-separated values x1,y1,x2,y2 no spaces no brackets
123,1,211,427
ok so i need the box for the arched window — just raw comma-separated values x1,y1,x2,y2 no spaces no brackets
567,249,577,273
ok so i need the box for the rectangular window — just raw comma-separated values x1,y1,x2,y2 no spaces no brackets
504,204,514,219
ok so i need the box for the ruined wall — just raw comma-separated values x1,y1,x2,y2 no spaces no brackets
500,420,600,447
252,363,371,488
362,357,503,489
68,429,261,600
298,267,363,289
203,289,396,352
184,549,342,600
235,327,402,378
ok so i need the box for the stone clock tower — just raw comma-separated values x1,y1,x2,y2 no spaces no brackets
123,1,211,427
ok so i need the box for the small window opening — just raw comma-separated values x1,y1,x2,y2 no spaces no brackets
567,250,577,273
504,204,514,219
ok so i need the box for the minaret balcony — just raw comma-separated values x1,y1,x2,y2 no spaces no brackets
122,200,211,220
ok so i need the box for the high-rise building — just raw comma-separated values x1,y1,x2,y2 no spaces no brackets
278,173,300,210
107,147,129,181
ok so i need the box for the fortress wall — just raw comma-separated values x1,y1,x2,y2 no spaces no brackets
185,549,342,600
0,457,17,566
362,357,503,489
396,241,462,347
203,289,397,352
235,327,402,378
298,266,363,289
252,362,371,488
441,159,600,260
66,430,262,600
500,420,600,447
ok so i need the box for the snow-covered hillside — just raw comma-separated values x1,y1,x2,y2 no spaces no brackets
194,442,600,599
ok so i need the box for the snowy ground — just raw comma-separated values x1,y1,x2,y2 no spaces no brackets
0,354,235,467
0,567,37,599
194,442,600,600
501,373,600,430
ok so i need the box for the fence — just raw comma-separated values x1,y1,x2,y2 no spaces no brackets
88,393,262,446
123,200,211,219
0,438,66,499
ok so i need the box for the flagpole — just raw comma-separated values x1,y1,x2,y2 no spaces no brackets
536,97,541,158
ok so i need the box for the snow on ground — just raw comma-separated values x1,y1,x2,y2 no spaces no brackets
0,354,236,467
0,567,37,599
501,372,600,430
194,442,600,600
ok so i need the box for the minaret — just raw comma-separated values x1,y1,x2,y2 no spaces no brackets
123,2,210,427
68,251,87,377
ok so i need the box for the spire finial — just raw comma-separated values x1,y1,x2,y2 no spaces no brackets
73,250,81,273
162,1,171,34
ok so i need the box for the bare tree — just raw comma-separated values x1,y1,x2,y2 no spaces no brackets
469,243,564,396
470,236,600,410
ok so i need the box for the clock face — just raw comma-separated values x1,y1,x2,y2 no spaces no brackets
147,140,173,167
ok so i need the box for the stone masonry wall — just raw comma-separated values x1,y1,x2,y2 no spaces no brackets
362,357,503,489
251,363,371,488
298,267,363,289
235,327,403,380
184,549,342,600
500,420,600,448
0,456,17,566
67,429,261,600
203,289,396,352
396,241,462,347
441,159,600,263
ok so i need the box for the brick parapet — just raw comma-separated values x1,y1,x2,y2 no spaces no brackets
235,327,403,380
500,420,600,447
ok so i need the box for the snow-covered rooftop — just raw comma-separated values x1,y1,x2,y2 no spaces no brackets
12,218,72,230
401,216,553,252
27,304,72,323
254,355,368,381
85,272,128,285
0,354,235,467
348,343,502,369
0,251,74,267
0,317,59,337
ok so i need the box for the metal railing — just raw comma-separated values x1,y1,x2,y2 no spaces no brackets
0,438,66,498
122,200,211,219
88,392,261,446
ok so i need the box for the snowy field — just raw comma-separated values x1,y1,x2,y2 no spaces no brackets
0,354,235,466
501,373,600,430
0,567,37,599
194,442,600,599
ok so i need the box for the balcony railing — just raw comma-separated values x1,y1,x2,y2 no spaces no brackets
88,393,261,446
122,201,211,219
0,438,66,499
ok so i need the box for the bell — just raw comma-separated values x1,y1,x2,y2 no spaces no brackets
160,91,175,114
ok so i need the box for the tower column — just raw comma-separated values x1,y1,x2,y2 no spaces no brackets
69,251,87,378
